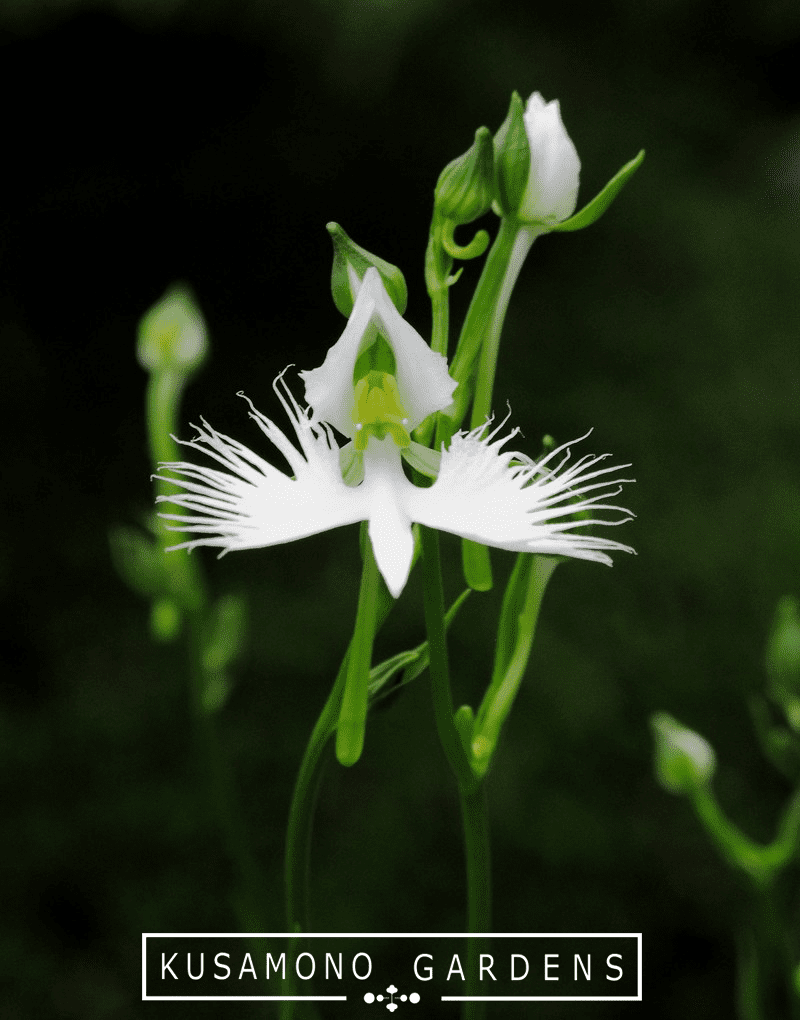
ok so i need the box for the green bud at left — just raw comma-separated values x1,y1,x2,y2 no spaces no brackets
435,126,494,226
137,284,208,374
651,712,716,795
327,222,407,317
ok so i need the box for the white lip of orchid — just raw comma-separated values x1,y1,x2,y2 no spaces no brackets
299,267,456,440
154,369,635,600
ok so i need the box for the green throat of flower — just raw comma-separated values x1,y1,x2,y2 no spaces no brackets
352,369,411,451
351,333,411,451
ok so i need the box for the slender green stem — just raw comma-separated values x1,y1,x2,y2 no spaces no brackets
691,785,800,887
469,222,537,430
460,783,491,1020
420,526,472,788
146,370,186,470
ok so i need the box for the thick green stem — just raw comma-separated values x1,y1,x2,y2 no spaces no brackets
447,217,538,431
469,222,536,431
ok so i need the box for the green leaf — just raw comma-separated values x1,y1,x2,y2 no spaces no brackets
401,440,441,479
553,149,645,233
368,588,471,704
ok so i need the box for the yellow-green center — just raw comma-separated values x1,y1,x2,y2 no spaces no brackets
352,370,411,451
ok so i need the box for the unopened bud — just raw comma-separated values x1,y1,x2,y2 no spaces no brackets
651,712,716,794
327,222,407,317
137,284,208,374
435,127,494,226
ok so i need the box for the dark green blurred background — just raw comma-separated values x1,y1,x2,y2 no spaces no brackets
1,0,799,1016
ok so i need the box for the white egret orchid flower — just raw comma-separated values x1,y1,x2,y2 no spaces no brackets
155,269,634,598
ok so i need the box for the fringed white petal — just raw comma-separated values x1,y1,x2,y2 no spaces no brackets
153,371,367,554
299,267,455,437
404,423,635,565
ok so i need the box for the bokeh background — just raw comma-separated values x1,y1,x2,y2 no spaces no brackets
2,0,799,1016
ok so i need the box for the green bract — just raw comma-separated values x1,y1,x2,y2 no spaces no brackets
554,149,645,232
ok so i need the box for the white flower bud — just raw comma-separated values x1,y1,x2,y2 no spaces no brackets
518,92,581,225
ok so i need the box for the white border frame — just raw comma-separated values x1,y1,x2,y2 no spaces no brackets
142,932,642,1003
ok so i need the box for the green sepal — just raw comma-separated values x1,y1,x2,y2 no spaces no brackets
492,92,530,218
327,222,408,317
435,126,495,226
401,440,441,480
462,538,492,591
553,149,645,233
339,444,364,486
137,283,208,374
